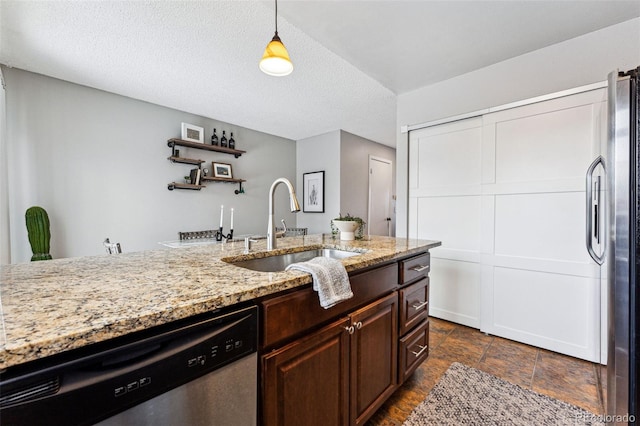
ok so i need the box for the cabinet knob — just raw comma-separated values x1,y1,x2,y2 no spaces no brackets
355,321,363,330
344,325,355,335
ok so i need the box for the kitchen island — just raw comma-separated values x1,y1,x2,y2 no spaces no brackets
0,234,440,371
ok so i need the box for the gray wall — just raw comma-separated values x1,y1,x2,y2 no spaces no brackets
295,130,396,236
395,18,640,237
340,130,396,235
4,67,297,262
296,131,341,234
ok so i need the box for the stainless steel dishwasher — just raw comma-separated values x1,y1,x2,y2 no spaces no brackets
0,305,258,426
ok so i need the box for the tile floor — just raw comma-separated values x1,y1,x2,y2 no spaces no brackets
368,317,606,425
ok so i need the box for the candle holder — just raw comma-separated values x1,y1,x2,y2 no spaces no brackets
215,227,234,242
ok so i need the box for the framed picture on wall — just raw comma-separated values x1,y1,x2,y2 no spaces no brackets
181,122,204,143
213,162,233,178
303,171,324,213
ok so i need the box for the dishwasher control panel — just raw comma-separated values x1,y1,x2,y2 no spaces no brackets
186,333,249,369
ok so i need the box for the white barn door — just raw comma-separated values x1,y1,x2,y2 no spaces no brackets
480,89,606,362
408,88,607,361
409,117,483,328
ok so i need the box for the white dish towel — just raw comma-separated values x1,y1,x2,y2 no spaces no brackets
286,257,353,309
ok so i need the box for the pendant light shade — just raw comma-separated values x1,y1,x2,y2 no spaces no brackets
260,34,293,76
260,0,293,76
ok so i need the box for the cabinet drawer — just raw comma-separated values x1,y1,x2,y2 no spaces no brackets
399,252,430,284
398,277,429,335
261,264,398,349
398,319,429,383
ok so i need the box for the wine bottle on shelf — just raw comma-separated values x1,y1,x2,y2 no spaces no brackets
229,132,235,149
220,131,228,148
211,128,219,146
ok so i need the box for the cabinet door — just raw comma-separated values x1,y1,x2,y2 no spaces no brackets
262,317,350,426
349,292,398,426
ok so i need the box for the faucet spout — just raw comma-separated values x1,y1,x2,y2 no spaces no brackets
267,178,300,250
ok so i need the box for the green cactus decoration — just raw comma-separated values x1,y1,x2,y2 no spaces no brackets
25,206,52,261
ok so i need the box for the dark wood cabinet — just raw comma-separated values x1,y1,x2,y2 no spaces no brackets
397,253,431,385
399,318,429,382
260,264,397,349
260,252,430,426
349,293,398,426
262,317,351,426
261,294,398,426
399,252,430,284
399,277,429,335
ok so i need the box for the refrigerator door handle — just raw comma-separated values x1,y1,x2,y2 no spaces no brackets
585,155,605,265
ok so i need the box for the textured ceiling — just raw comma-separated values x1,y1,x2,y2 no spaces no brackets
1,1,639,148
278,0,640,94
0,1,396,145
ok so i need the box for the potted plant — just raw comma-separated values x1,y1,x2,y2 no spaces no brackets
331,213,365,240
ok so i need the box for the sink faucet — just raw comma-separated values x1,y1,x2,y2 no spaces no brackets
267,177,300,250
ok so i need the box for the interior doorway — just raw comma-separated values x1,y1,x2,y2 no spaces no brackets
368,156,393,236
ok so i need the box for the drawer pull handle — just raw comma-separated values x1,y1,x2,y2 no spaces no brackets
344,325,355,335
355,321,363,330
411,345,428,357
411,301,428,310
409,265,429,272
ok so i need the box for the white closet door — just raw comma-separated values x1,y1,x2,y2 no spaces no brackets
408,88,607,361
409,117,483,328
481,89,606,362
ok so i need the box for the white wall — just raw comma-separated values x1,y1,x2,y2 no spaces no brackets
340,130,396,234
296,131,341,234
396,18,640,237
3,67,297,263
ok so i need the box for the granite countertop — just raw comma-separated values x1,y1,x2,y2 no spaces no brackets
0,234,440,370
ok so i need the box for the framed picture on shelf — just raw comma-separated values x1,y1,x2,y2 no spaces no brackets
181,122,204,143
213,162,233,178
303,171,324,213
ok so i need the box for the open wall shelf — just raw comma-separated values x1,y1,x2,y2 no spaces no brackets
167,156,205,166
166,138,247,194
167,138,246,158
168,182,206,191
202,176,246,194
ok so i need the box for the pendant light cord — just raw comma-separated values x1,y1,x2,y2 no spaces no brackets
275,0,278,35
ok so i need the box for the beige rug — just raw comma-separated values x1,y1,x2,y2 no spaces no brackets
403,362,604,425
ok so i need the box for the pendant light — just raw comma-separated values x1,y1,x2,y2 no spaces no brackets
259,0,293,76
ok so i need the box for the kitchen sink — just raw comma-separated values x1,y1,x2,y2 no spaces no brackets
223,248,363,272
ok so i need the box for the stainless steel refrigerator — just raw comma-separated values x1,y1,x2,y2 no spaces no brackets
587,67,639,424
